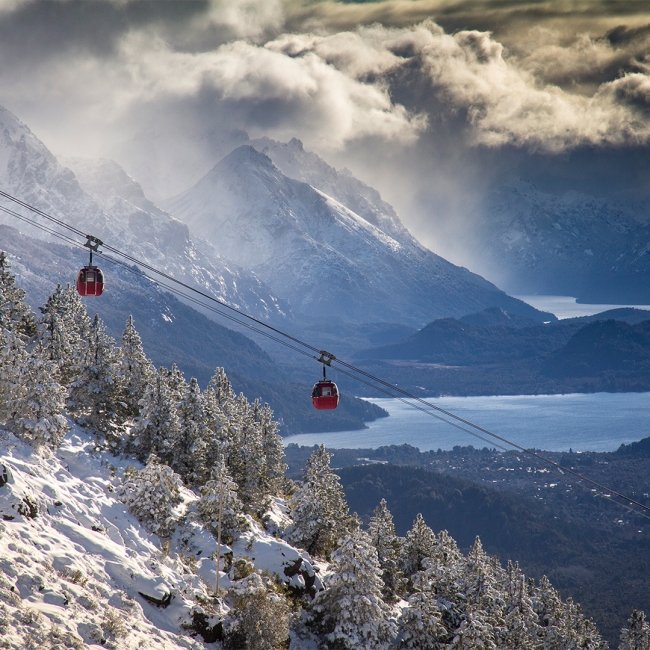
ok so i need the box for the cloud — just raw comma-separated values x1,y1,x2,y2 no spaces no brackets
201,0,285,41
253,20,650,152
16,27,427,153
0,0,32,14
2,2,650,219
3,1,650,158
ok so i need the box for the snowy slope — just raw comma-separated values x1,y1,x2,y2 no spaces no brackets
0,426,320,649
250,137,409,241
163,146,550,327
0,105,290,323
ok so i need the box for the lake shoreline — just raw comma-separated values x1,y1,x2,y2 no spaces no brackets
284,392,650,453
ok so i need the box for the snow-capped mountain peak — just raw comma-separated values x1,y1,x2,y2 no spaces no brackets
0,105,292,323
250,136,409,240
164,145,550,325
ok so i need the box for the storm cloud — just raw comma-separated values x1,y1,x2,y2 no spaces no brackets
1,0,650,267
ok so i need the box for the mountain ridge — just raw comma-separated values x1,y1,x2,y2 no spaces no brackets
164,145,553,327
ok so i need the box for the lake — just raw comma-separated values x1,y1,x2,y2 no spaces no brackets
283,393,650,452
514,295,650,320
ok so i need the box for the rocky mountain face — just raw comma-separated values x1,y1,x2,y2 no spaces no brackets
0,105,290,324
163,145,550,327
472,180,650,302
250,136,410,241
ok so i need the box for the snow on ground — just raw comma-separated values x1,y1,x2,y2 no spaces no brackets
0,425,315,649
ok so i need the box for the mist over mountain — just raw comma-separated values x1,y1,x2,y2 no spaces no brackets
163,145,551,327
0,105,291,325
470,179,650,302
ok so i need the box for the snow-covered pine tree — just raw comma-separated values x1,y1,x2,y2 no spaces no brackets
174,377,209,485
253,400,288,495
0,251,36,339
118,315,154,418
68,314,126,450
38,284,91,386
209,367,236,408
532,574,565,648
400,513,437,580
228,393,268,514
501,561,538,650
5,340,69,450
620,610,650,650
462,537,503,612
202,383,228,469
368,498,402,602
312,529,397,650
424,529,463,602
119,454,184,538
460,537,505,642
129,369,182,464
449,609,497,650
0,330,24,425
208,367,239,449
38,285,72,380
197,458,247,544
224,572,290,650
398,578,449,650
560,598,607,650
289,444,352,558
160,363,189,407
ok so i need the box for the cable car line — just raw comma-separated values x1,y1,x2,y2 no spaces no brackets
2,190,650,518
333,363,650,521
0,200,319,361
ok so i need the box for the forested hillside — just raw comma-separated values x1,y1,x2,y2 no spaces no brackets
1,229,387,434
349,308,650,397
0,253,646,649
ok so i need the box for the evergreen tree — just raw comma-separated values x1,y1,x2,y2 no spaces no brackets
289,444,352,558
5,341,69,450
209,367,236,409
0,251,36,338
119,455,184,537
68,314,126,449
228,393,267,513
401,513,437,580
160,363,188,406
224,572,290,650
0,329,24,424
174,377,209,485
461,537,505,640
398,583,449,650
129,369,182,464
197,459,247,544
532,575,566,650
312,529,397,650
462,538,501,610
501,562,538,650
206,367,239,467
203,383,228,469
38,285,72,380
425,529,463,602
368,499,402,602
38,284,90,385
253,400,287,495
118,315,154,418
560,598,607,650
450,609,497,650
620,611,650,650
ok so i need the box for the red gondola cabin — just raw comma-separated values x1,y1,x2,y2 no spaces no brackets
76,266,104,297
312,379,339,410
